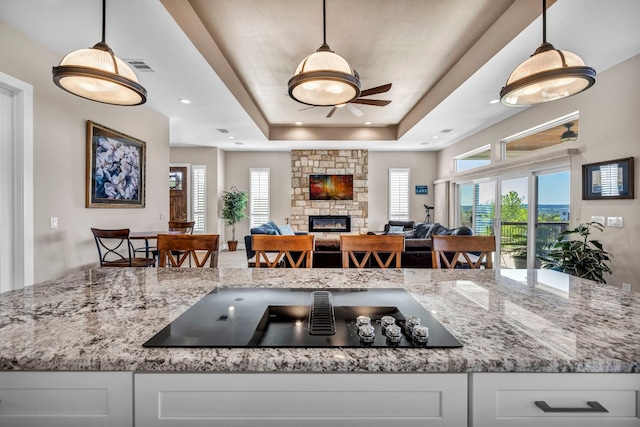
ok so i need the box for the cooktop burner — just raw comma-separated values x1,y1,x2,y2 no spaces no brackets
143,288,462,349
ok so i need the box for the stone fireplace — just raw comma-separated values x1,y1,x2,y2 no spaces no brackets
308,215,351,233
291,150,368,234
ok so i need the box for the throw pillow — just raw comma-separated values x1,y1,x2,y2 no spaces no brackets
388,225,405,235
278,224,295,235
265,229,277,235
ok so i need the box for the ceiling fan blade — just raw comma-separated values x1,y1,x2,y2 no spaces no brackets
359,83,392,97
346,103,365,117
326,107,338,118
350,99,391,106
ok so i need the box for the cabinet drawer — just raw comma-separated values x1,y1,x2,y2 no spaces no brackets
0,372,132,427
135,372,467,427
472,373,640,427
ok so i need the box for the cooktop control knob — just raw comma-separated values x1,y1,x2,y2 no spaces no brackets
380,316,396,334
412,325,430,344
404,316,420,334
357,324,375,343
384,324,402,344
356,316,371,328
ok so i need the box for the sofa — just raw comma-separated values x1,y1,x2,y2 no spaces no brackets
244,221,308,263
383,220,473,268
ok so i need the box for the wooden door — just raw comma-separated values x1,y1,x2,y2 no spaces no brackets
169,167,188,221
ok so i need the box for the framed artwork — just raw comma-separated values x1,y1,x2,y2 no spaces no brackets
582,157,634,200
86,121,146,208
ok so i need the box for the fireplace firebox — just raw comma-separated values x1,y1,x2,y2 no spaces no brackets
309,215,351,233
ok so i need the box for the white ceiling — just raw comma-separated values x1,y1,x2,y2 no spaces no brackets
1,0,639,151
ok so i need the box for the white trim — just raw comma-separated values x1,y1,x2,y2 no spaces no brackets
500,111,579,143
0,71,34,288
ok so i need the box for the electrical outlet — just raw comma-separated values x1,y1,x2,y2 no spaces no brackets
607,216,623,228
50,217,58,229
622,283,631,292
591,216,605,225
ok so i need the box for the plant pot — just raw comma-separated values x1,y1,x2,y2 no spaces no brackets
227,241,238,251
513,256,527,269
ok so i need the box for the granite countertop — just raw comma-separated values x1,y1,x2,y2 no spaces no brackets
1,268,638,373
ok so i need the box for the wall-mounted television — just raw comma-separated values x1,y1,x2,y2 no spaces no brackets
309,174,353,200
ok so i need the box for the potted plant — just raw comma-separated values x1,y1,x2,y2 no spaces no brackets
538,222,612,284
221,186,248,251
503,234,528,269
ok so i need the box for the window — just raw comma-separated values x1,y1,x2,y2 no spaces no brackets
250,168,270,228
455,145,491,172
192,165,206,233
389,168,409,221
502,112,579,159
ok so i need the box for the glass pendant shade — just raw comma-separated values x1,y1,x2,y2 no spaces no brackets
500,43,595,106
53,41,146,106
288,43,360,106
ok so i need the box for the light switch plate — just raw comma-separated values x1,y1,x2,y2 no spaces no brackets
591,216,605,225
50,217,58,229
607,216,623,228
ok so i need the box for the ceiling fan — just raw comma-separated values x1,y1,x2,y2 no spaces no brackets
300,83,392,118
326,83,392,118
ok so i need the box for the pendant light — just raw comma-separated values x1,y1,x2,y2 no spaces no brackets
287,0,360,106
52,0,146,106
560,122,578,142
500,0,595,106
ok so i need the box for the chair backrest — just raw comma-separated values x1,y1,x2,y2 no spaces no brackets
91,228,134,266
340,235,404,269
157,234,220,267
168,220,195,234
431,235,496,269
252,235,314,268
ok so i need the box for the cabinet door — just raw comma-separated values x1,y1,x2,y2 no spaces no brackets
0,371,133,427
135,373,467,427
472,373,640,427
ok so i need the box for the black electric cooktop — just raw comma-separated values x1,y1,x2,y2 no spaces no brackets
143,288,462,349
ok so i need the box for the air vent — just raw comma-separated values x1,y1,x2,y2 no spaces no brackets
441,128,453,133
124,59,155,72
216,128,230,134
308,291,336,335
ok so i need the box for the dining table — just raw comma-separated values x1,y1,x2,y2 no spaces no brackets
129,230,185,258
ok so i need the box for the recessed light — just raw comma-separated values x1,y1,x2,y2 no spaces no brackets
295,121,303,125
489,99,500,104
179,98,191,104
432,135,439,139
364,121,372,125
228,136,235,139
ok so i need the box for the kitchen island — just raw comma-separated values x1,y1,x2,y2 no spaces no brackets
1,268,639,426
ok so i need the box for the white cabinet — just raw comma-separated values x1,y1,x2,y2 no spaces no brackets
471,373,640,427
0,371,133,427
134,373,468,427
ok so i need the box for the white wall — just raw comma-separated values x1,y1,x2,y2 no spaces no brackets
368,151,438,231
0,21,170,283
436,54,640,289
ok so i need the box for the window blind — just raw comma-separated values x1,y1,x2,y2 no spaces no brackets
192,165,206,233
250,168,270,228
389,168,410,221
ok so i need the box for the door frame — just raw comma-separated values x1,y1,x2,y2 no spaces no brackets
0,71,34,290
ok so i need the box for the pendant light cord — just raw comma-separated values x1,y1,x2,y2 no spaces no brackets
101,0,106,43
322,0,327,45
542,0,546,44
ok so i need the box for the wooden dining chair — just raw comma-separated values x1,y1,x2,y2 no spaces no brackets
340,235,404,269
157,234,220,268
91,228,157,267
252,235,314,268
431,235,496,269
